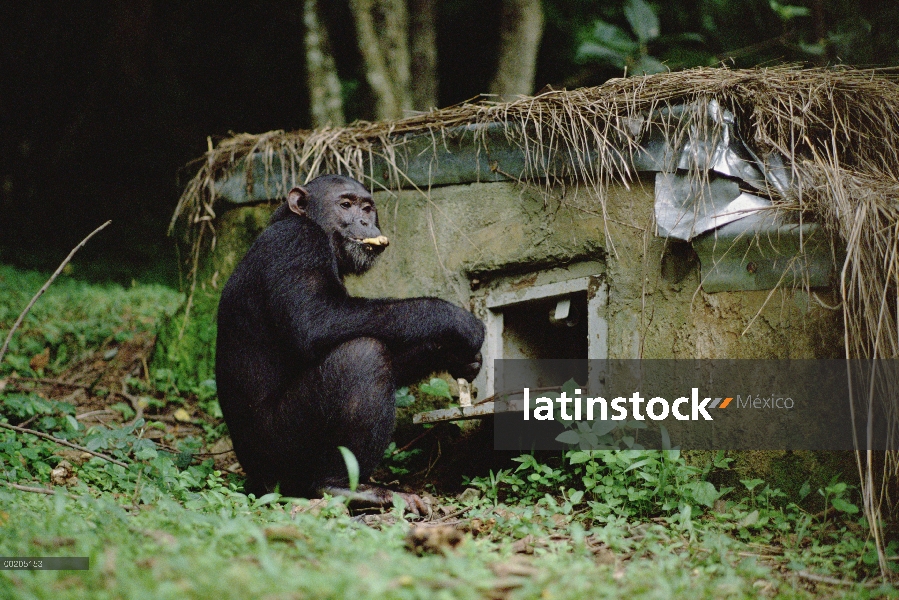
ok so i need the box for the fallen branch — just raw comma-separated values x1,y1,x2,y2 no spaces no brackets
435,506,472,522
75,409,116,421
190,448,236,457
1,480,54,495
0,422,128,468
796,570,880,588
5,376,92,389
0,220,112,367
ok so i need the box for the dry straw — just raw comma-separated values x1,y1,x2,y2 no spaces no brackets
173,66,899,577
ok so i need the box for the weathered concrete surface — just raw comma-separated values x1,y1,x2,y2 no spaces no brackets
350,175,842,360
596,176,843,361
345,181,609,306
157,175,841,386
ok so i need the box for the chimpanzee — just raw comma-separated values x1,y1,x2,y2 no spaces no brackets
215,174,485,513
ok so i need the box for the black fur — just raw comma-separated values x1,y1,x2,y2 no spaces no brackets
215,174,485,497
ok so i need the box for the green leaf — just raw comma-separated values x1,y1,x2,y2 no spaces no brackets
135,446,157,460
591,419,617,436
741,478,764,491
419,378,452,401
826,482,847,495
577,43,627,68
85,437,105,452
769,1,811,20
578,433,599,448
556,430,581,445
624,458,651,472
253,493,281,507
624,0,660,44
337,446,360,491
631,55,667,75
688,481,720,508
660,425,671,450
797,42,826,56
738,509,760,528
568,450,592,465
591,20,639,54
831,497,859,514
109,402,135,420
394,387,415,407
561,379,580,397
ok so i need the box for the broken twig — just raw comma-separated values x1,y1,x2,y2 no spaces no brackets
0,422,128,468
1,480,54,495
0,220,112,367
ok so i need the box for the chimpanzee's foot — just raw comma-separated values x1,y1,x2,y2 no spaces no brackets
319,483,429,516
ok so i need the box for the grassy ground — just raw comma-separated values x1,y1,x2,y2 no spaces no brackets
0,264,895,599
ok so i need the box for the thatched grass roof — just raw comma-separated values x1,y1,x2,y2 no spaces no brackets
173,66,899,570
174,65,899,212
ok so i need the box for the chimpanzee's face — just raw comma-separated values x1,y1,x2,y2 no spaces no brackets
322,179,384,275
287,177,386,276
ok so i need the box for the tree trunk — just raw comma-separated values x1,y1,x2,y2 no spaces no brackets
349,0,412,120
489,0,545,98
304,0,345,127
409,0,439,110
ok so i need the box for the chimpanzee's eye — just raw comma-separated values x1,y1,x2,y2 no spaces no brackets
362,204,373,213
340,201,352,209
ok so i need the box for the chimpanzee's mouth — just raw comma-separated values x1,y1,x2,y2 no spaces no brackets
351,235,390,247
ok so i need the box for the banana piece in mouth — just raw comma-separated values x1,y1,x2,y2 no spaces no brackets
360,235,389,247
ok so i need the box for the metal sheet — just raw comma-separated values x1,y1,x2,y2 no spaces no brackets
654,173,771,241
651,99,791,241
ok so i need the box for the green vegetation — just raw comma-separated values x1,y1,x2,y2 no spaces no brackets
0,265,183,379
1,264,896,598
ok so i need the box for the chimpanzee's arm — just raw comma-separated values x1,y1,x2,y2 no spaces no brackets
265,258,483,366
281,270,480,360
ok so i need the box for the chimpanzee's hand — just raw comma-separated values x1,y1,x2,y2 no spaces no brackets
448,351,482,381
445,308,484,380
449,305,485,354
422,300,484,381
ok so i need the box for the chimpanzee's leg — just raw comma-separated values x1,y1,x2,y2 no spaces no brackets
252,337,395,497
309,336,397,490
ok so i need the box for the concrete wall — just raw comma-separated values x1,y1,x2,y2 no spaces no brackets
346,175,842,362
159,175,842,387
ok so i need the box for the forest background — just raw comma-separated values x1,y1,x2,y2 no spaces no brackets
1,0,898,286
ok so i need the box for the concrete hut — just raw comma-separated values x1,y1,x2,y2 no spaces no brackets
162,67,866,383
160,67,899,547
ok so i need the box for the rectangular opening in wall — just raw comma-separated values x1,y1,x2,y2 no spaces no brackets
474,273,608,399
500,291,589,387
414,270,607,422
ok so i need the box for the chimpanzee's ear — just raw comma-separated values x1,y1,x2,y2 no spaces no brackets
287,187,309,216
